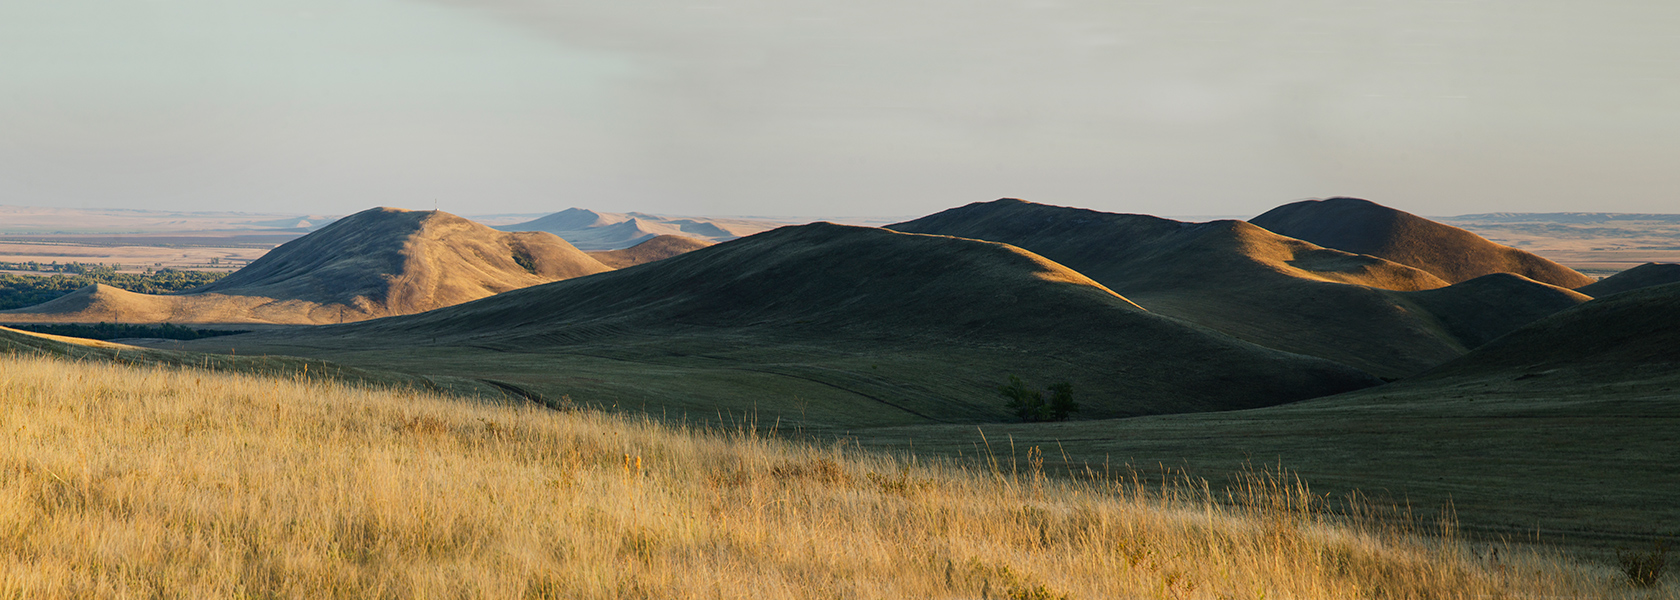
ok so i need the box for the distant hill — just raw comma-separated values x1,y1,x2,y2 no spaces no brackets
191,223,1379,424
1430,281,1680,379
0,208,610,324
889,199,1584,378
1250,197,1593,288
1576,263,1680,298
498,208,786,250
586,235,715,269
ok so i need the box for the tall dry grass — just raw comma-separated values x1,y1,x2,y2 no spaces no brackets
0,354,1656,599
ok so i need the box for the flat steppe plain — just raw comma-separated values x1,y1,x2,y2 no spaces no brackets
0,234,287,273
1443,216,1680,275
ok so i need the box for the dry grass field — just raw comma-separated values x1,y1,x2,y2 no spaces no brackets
1,354,1662,599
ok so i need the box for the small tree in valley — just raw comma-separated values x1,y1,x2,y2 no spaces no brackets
999,376,1079,422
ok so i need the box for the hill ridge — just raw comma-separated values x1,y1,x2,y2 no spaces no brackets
195,222,1379,423
498,209,786,250
1576,263,1680,298
1250,197,1593,288
2,207,610,324
888,198,1583,378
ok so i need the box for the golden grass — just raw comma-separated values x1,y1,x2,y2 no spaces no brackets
0,354,1654,599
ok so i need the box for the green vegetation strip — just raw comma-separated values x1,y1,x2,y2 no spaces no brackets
0,267,225,310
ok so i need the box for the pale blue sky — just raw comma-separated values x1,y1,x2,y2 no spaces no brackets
1,0,1676,218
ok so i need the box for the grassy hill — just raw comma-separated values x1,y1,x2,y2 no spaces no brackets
586,234,715,269
0,208,610,325
165,223,1378,426
1391,273,1590,349
850,284,1680,550
1250,197,1594,288
0,325,438,391
1578,262,1680,298
0,352,1642,599
1423,280,1680,377
888,199,1583,378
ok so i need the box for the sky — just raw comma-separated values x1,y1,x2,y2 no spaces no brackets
1,0,1676,219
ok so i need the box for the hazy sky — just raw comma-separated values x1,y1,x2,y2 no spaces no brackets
1,1,1676,218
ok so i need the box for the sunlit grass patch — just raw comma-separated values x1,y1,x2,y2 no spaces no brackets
0,354,1657,598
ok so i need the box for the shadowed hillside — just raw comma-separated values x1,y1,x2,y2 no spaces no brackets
1250,197,1593,288
1392,273,1590,349
0,326,434,390
177,223,1378,425
888,199,1581,378
586,235,715,269
1425,281,1680,379
499,208,783,250
1576,262,1680,298
852,284,1680,549
1,208,610,325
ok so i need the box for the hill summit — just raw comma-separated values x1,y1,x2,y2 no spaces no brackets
1250,197,1593,288
1,208,610,325
889,199,1589,378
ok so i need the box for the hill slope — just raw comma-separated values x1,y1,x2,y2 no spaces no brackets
1575,262,1680,298
4,351,1614,599
853,287,1680,547
1391,273,1591,349
1250,197,1593,288
586,235,715,269
851,284,1678,549
1425,281,1680,379
0,325,436,389
184,223,1379,426
0,208,611,324
499,208,784,250
889,199,1533,378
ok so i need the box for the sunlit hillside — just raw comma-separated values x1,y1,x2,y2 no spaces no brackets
0,354,1653,599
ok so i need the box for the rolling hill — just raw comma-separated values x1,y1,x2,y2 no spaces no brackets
586,235,716,269
887,199,1587,378
1575,262,1680,298
1423,280,1680,379
170,223,1380,426
1391,273,1591,349
0,325,437,390
1250,197,1594,288
0,208,611,325
851,283,1680,548
498,208,786,250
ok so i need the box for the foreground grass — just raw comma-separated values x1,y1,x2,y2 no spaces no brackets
0,355,1657,598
